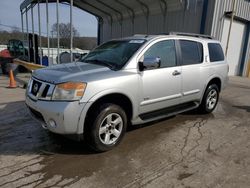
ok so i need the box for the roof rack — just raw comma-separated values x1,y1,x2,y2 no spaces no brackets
167,32,214,39
133,34,149,38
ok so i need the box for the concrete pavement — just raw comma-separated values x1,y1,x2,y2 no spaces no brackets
0,75,250,188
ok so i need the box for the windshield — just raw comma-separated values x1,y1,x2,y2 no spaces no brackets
81,39,146,70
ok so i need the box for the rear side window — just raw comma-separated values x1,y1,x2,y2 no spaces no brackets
208,43,224,62
179,40,203,65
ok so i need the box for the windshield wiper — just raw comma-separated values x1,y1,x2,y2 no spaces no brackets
84,59,117,70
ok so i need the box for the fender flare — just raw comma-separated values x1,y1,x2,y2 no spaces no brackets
77,89,137,134
201,75,222,102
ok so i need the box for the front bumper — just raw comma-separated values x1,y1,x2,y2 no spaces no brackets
26,96,88,135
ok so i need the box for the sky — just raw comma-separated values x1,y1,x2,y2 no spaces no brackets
0,0,97,37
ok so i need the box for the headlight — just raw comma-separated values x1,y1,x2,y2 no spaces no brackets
26,78,32,95
52,82,87,101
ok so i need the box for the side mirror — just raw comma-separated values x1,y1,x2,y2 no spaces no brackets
139,57,161,71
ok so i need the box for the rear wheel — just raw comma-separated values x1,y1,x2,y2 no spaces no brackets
198,84,219,114
85,103,127,152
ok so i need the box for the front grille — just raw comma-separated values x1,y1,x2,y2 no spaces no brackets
31,80,42,96
28,107,45,123
41,84,50,98
28,78,54,100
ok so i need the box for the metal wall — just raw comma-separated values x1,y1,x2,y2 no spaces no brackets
20,0,249,75
99,0,205,43
65,0,250,76
210,0,250,76
210,0,250,39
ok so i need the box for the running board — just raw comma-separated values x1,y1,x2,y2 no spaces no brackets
139,102,199,121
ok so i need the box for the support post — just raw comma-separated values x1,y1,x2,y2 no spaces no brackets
70,0,73,62
38,0,42,65
31,5,36,63
46,0,50,64
25,8,30,62
21,12,25,56
57,0,60,64
21,12,24,34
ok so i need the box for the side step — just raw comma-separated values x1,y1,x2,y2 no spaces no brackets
139,102,199,121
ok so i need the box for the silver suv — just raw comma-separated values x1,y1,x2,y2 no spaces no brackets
26,33,228,151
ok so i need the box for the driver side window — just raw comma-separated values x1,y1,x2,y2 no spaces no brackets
144,40,177,68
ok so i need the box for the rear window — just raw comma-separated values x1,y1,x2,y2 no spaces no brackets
208,43,224,62
179,40,203,65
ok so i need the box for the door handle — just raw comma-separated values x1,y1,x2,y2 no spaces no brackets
172,70,181,76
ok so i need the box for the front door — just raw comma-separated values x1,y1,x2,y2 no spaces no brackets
139,39,182,114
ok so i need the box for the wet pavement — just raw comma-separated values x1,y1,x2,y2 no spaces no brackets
0,75,250,188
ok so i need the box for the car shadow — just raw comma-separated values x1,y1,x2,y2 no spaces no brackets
0,100,214,156
233,105,250,113
0,100,217,186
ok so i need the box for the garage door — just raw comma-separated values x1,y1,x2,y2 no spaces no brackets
221,18,246,76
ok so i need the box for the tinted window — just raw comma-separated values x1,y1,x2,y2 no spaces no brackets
208,43,224,62
144,40,176,68
180,40,203,65
82,39,146,70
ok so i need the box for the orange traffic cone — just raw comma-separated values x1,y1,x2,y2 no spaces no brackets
7,70,17,88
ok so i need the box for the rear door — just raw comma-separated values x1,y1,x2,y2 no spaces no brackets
177,40,204,103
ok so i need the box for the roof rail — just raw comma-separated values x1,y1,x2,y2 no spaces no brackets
133,34,149,38
167,32,214,39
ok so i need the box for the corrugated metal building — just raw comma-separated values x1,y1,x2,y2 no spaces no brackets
20,0,250,76
210,0,250,76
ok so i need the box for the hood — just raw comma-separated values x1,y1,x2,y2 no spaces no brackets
32,62,110,84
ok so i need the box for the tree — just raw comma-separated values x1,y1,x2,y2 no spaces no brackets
11,26,20,33
51,23,80,48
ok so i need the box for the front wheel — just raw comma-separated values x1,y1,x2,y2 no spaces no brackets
198,84,219,114
85,103,127,152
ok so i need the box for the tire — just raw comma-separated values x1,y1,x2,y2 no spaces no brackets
85,103,127,152
198,84,219,114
